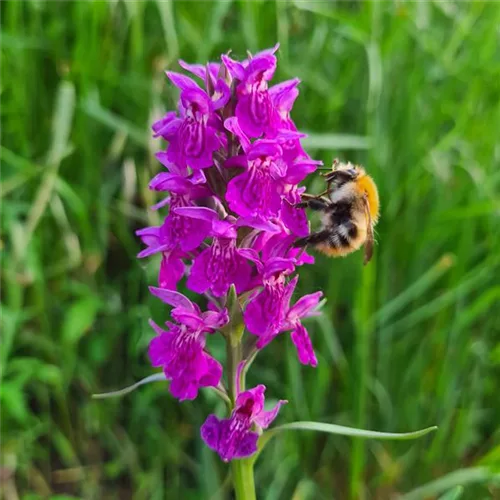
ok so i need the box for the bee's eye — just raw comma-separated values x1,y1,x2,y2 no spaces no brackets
346,168,357,177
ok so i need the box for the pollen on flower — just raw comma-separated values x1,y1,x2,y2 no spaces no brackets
138,44,323,462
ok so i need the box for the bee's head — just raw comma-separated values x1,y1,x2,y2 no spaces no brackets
322,160,364,187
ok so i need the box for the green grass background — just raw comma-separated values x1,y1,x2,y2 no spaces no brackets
2,1,500,499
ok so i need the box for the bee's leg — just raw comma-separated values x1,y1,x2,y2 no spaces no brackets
294,230,331,247
295,197,330,211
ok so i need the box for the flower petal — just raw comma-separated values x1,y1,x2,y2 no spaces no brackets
232,431,259,459
186,249,211,294
178,60,208,80
290,323,318,367
174,206,220,223
221,54,245,80
235,385,266,416
288,291,323,321
149,287,195,311
269,78,300,112
201,414,223,451
166,71,202,91
224,117,251,152
201,308,230,330
254,399,288,429
159,253,184,290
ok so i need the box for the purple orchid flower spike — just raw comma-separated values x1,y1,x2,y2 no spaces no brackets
201,361,287,462
148,288,229,400
139,46,329,475
175,207,253,297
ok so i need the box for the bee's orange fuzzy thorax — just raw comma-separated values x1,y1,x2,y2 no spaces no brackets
316,244,352,257
356,174,380,222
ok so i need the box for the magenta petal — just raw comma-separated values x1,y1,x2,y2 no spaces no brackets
178,218,211,252
247,140,282,161
224,117,251,152
226,170,283,219
201,308,229,330
288,291,323,320
212,79,231,110
148,331,170,368
178,60,207,80
282,276,299,311
286,158,322,184
186,249,211,294
281,199,309,237
148,318,166,337
236,93,272,138
149,173,193,193
154,152,187,176
211,220,237,239
166,71,201,91
263,257,295,278
269,78,300,111
199,355,223,387
201,414,222,451
244,287,283,340
232,432,259,459
149,287,195,311
236,385,266,415
221,54,245,80
174,206,219,223
171,310,205,331
159,253,184,290
252,42,280,59
236,216,280,233
246,53,277,82
169,377,199,401
290,323,318,367
254,399,287,429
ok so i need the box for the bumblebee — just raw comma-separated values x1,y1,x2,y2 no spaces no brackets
295,160,380,264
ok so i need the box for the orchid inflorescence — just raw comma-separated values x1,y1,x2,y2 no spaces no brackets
137,44,324,462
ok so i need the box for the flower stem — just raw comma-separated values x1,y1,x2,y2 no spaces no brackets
231,457,256,500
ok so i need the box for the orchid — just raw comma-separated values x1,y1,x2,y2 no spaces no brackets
201,363,287,462
91,44,439,500
138,46,323,462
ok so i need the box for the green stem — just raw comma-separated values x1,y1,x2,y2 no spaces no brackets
231,457,256,500
225,320,255,499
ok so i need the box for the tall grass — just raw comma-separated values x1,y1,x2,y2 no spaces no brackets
1,1,499,498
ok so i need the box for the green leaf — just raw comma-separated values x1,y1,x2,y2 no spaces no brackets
401,467,500,500
62,296,100,345
271,421,437,439
438,486,464,500
254,421,437,464
92,373,168,399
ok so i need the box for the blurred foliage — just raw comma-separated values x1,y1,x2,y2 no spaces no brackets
1,1,500,499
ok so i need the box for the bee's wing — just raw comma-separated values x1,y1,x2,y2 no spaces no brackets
362,195,374,265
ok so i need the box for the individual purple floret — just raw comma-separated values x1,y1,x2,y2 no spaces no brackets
148,288,228,400
201,364,287,461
